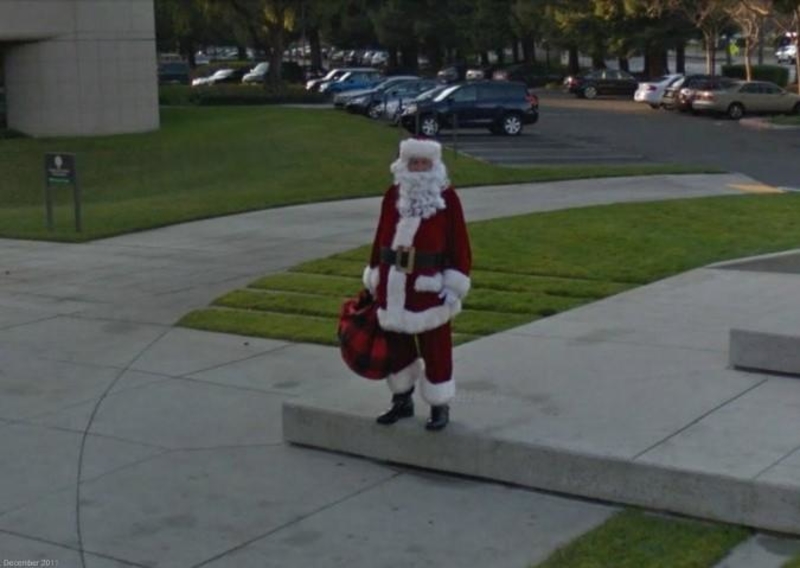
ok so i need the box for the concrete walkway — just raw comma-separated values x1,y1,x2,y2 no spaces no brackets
1,173,798,567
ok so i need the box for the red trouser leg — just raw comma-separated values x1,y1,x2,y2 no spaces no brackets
385,331,421,394
417,323,454,406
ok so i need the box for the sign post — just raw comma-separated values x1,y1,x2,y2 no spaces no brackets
44,153,81,232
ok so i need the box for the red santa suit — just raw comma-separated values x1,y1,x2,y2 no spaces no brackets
362,138,472,406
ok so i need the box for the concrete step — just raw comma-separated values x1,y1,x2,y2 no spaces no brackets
730,328,800,376
283,378,800,536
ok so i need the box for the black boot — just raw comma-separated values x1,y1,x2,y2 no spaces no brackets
425,404,449,431
376,389,414,425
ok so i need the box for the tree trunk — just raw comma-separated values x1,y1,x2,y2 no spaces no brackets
704,30,717,76
521,37,535,63
568,45,579,74
496,47,505,65
675,42,685,74
744,39,753,81
308,27,323,72
512,41,520,63
618,57,629,72
400,45,419,73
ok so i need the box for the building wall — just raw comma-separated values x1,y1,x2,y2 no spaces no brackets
0,0,158,137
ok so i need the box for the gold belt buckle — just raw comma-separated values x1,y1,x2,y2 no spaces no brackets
395,246,415,273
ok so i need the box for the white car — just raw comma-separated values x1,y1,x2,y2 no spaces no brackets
634,74,684,109
776,44,797,64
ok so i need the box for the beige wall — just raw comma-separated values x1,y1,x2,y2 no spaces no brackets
0,0,159,137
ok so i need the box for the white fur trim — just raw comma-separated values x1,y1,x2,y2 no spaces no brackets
399,138,442,163
378,302,461,334
442,269,471,299
387,359,423,394
421,377,455,405
392,217,420,248
414,273,443,293
362,265,379,294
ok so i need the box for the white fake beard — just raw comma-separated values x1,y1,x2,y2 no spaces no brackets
390,160,449,219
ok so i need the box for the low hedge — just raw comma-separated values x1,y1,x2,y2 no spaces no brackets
721,64,789,86
159,84,328,106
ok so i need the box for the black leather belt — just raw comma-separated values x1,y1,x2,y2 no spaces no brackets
380,247,446,273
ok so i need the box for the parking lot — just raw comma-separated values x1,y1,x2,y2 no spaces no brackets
431,90,800,189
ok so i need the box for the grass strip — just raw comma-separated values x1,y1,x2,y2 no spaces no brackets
534,509,749,568
213,289,343,319
0,106,717,242
182,193,800,346
784,556,800,567
249,273,361,297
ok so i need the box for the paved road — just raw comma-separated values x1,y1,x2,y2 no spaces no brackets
436,91,800,190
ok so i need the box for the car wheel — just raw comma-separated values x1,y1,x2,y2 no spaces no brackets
367,103,382,119
727,103,745,120
419,115,439,137
649,103,660,110
583,85,598,99
500,113,523,135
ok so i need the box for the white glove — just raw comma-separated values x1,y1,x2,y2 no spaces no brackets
438,288,460,307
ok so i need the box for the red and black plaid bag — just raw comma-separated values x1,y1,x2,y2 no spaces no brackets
337,289,391,380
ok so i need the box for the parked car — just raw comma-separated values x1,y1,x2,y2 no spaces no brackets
564,69,639,99
400,80,539,136
662,75,737,111
493,64,565,87
691,80,800,119
349,78,439,119
310,67,376,92
776,44,797,64
633,74,684,109
158,61,191,85
192,68,247,87
306,68,353,91
320,70,383,95
333,76,418,109
436,64,467,83
242,62,269,84
384,84,452,125
565,69,639,98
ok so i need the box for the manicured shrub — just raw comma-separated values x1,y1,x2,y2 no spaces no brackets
721,64,790,87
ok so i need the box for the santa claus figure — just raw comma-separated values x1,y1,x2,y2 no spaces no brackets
363,138,472,431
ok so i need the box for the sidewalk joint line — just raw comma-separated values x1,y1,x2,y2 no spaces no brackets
0,528,148,567
631,378,770,461
74,326,173,568
189,472,402,568
753,441,800,480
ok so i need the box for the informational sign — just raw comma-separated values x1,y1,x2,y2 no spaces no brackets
43,152,82,232
45,153,76,185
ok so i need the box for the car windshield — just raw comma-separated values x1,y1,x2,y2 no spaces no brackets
213,69,233,78
252,63,269,73
433,85,461,101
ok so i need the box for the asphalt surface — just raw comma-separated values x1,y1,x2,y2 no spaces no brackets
433,90,800,190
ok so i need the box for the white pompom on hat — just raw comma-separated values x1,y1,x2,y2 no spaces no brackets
398,137,442,163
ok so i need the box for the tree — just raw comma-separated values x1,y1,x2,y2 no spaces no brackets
729,1,771,80
205,0,302,84
774,0,800,92
667,0,735,75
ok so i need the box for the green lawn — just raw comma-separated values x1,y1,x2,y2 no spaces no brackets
0,106,716,241
179,192,800,346
534,509,749,568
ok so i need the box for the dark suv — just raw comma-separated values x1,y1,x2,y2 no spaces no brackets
400,81,539,136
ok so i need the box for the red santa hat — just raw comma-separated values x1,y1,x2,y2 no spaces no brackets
398,137,442,164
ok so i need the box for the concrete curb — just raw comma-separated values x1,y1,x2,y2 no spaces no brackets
739,117,800,130
283,399,800,535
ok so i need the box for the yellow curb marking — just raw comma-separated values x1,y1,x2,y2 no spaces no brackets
728,183,784,194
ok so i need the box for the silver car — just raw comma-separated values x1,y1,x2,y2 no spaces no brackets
691,80,800,119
